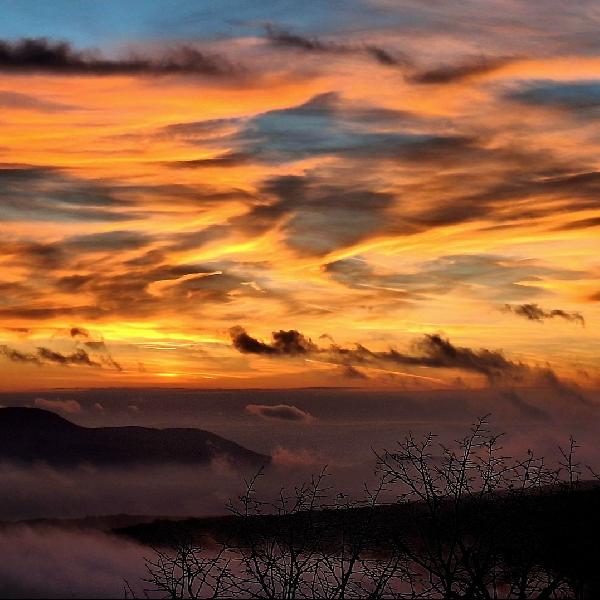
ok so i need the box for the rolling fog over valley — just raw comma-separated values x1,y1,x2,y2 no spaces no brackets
0,387,598,521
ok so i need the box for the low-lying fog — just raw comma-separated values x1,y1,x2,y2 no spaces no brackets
0,387,598,597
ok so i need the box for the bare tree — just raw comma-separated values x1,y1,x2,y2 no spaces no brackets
374,416,573,599
142,537,234,599
141,417,590,599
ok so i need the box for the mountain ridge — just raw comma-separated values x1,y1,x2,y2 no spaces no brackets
0,406,270,469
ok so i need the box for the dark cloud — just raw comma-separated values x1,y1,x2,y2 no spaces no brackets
325,254,584,303
0,345,100,368
67,327,122,371
377,161,600,237
453,170,600,224
0,256,269,322
245,134,588,240
160,118,239,142
230,326,277,355
36,347,100,367
230,327,580,395
234,173,396,255
323,258,414,299
340,365,369,380
1,327,30,336
161,93,511,176
245,403,315,423
55,262,258,319
229,92,432,163
230,326,316,356
163,151,250,168
503,303,585,326
0,165,136,223
103,120,588,261
323,333,537,385
0,90,78,112
381,134,478,162
392,152,600,238
99,355,123,371
0,240,64,270
0,345,41,366
165,225,228,252
0,306,103,320
507,81,600,111
115,180,255,208
0,37,239,77
64,230,152,251
70,327,91,339
265,25,335,52
162,271,248,303
179,94,600,251
552,216,600,231
123,249,166,267
409,56,512,84
264,25,409,67
365,45,401,66
348,335,583,399
270,329,318,354
409,334,533,382
0,232,152,277
1,207,249,314
158,92,460,174
1,329,123,370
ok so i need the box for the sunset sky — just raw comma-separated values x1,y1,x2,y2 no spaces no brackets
0,0,599,392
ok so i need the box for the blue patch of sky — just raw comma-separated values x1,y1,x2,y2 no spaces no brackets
0,0,411,48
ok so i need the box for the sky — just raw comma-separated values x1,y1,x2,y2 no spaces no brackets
0,0,599,392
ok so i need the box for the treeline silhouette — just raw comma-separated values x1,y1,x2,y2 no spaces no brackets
124,418,600,599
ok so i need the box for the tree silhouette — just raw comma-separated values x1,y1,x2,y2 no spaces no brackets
140,417,596,599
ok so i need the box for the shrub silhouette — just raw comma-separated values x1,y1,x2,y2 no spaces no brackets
137,417,599,599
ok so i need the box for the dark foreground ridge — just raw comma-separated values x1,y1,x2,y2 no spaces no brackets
0,407,270,468
118,483,600,597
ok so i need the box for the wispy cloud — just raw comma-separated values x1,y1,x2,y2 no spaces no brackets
503,303,585,326
264,25,409,67
0,38,240,77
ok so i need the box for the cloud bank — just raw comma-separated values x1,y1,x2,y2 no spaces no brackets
230,327,581,395
0,37,238,77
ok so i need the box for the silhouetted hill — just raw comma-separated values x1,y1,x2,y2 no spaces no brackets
117,483,600,596
0,407,270,468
